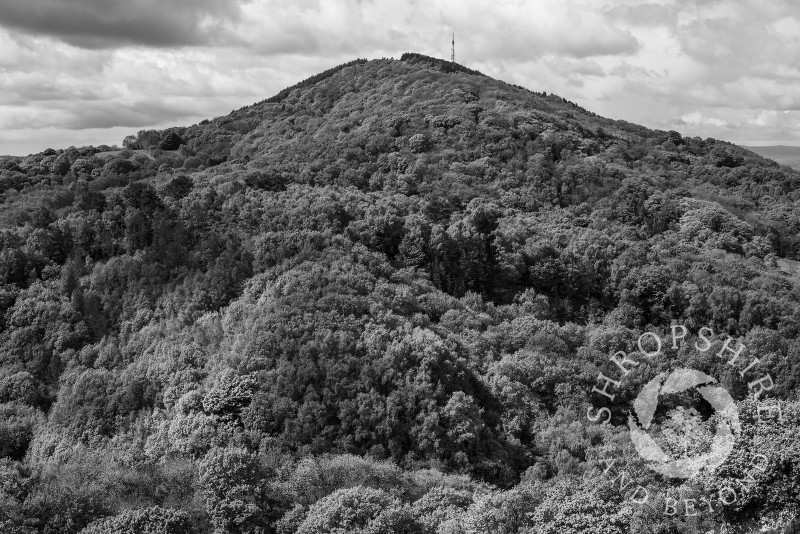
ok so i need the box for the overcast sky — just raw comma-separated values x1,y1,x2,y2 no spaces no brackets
1,0,799,155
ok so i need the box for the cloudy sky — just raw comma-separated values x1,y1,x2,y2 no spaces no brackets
1,0,799,155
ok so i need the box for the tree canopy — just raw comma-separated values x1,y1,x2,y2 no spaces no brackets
0,55,798,533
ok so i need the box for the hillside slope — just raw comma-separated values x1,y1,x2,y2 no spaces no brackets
0,55,799,534
744,145,800,171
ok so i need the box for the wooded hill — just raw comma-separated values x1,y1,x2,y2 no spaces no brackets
1,54,799,533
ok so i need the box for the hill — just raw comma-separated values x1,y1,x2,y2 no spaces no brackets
744,145,800,171
0,54,799,534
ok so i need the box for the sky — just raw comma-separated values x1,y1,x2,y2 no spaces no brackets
1,0,800,156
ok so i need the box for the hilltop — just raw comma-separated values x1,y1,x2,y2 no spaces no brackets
0,55,799,534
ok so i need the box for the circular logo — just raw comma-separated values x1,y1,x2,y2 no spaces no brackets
628,368,741,479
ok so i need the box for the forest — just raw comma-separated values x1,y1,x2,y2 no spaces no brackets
0,53,799,533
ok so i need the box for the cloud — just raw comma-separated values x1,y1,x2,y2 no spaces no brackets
678,111,729,128
605,3,679,27
0,0,247,49
0,32,272,140
237,0,640,60
673,1,800,69
440,0,641,60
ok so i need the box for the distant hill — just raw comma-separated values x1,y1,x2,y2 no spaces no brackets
744,145,800,170
1,54,800,534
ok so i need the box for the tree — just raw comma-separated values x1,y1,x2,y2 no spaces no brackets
79,507,192,534
197,447,274,534
122,135,139,150
159,131,183,151
461,488,540,534
164,175,193,199
411,486,473,532
295,486,398,534
397,214,429,267
0,403,42,460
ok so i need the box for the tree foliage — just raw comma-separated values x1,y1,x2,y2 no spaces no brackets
0,56,799,533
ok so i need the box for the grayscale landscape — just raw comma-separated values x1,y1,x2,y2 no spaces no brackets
1,2,799,534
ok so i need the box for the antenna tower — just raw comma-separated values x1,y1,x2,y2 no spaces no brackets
451,33,455,63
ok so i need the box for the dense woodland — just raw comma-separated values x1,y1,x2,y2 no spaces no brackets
1,54,800,533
